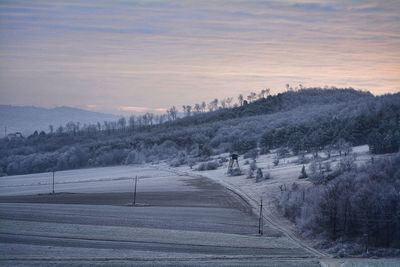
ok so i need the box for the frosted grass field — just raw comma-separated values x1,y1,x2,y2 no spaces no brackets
1,146,399,266
0,165,194,196
0,164,321,266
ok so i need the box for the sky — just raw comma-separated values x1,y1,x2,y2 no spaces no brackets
0,0,399,115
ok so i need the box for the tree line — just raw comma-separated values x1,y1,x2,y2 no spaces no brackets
260,103,400,156
278,153,400,252
0,88,398,176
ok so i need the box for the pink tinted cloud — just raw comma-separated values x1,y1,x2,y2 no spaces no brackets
0,0,399,113
118,106,167,114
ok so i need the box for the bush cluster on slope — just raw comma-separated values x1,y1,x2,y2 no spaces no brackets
278,153,400,251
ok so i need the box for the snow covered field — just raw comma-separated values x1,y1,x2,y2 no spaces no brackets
0,164,320,266
0,165,194,196
1,146,399,266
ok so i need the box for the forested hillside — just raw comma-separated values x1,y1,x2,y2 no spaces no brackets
1,88,399,176
279,153,400,253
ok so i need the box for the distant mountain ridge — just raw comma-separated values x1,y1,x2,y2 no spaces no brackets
0,105,120,135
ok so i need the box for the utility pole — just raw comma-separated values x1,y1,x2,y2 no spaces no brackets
52,170,55,194
258,198,263,235
4,126,6,138
133,176,138,206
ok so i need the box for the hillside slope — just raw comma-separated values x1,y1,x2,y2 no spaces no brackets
1,88,399,176
170,88,373,127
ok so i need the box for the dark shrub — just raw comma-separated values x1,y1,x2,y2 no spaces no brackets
196,160,220,171
232,138,257,154
243,149,258,159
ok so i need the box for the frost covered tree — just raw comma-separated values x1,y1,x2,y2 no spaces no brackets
143,113,154,126
247,168,254,179
201,101,206,112
247,160,257,179
246,92,257,103
185,105,192,116
125,150,144,164
167,106,178,121
182,105,192,117
220,99,227,109
238,94,244,106
335,138,352,156
225,97,233,107
279,153,400,249
368,129,400,154
118,117,126,131
256,168,263,182
299,165,308,179
250,159,257,171
207,99,219,112
66,121,79,135
156,114,167,124
193,103,201,114
258,88,270,99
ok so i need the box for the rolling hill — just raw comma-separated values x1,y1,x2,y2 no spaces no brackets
0,88,399,176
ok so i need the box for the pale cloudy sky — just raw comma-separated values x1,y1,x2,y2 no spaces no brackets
0,0,399,114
